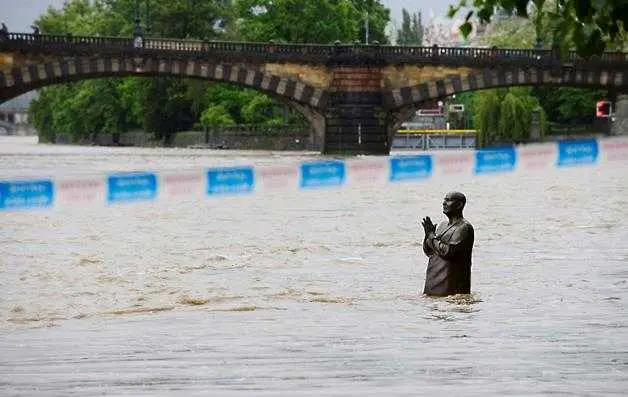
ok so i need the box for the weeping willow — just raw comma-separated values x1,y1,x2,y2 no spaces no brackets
474,89,502,147
474,88,547,147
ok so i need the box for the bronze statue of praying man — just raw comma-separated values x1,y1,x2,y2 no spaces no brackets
421,191,475,296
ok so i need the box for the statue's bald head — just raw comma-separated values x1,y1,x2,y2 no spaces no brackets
447,191,466,207
443,191,466,215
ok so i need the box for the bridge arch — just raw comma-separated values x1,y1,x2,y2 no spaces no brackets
0,55,333,146
0,55,330,109
384,66,628,111
384,66,628,135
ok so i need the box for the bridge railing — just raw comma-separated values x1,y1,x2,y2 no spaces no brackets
1,32,628,68
2,32,134,48
143,38,341,56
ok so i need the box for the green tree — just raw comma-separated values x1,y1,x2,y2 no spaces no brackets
137,78,195,144
32,1,143,143
35,0,105,35
241,94,284,125
36,0,234,38
473,88,546,147
30,86,64,143
201,105,235,126
354,0,391,44
30,78,133,143
31,0,232,143
478,11,608,125
198,83,291,126
477,14,538,48
136,0,232,39
535,87,606,123
448,0,628,57
234,0,390,43
498,89,532,142
474,89,502,147
396,8,423,45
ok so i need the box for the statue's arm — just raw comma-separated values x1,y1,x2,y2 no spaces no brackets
422,233,434,256
426,224,474,260
423,221,444,256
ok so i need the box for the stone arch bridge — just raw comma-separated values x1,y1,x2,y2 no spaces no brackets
0,119,15,134
0,106,32,135
1,33,627,154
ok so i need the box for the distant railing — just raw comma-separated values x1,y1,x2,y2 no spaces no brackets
203,123,308,136
0,107,28,113
548,123,608,135
1,32,628,68
397,129,476,134
392,132,476,150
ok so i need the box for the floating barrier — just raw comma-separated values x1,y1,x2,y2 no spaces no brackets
1,137,627,212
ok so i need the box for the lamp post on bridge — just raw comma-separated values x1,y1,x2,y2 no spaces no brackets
364,11,369,44
145,0,151,36
133,0,143,48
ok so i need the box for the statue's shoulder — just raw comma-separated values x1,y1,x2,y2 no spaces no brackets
461,218,475,231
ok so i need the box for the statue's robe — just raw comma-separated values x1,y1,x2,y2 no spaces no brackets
423,218,475,296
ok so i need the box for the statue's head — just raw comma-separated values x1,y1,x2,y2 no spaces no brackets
442,191,466,216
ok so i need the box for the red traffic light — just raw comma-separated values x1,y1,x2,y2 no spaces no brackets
596,100,611,118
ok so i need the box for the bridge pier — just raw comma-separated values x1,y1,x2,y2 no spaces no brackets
289,102,326,150
323,67,390,155
324,99,389,155
612,94,628,135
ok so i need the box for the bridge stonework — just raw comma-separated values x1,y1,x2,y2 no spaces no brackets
2,33,628,154
0,107,32,136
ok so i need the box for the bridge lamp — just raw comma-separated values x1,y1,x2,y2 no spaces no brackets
133,33,144,48
133,0,144,48
364,11,369,44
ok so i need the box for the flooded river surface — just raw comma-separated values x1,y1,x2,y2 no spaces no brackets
1,136,627,396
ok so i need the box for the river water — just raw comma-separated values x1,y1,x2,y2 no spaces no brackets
1,136,627,396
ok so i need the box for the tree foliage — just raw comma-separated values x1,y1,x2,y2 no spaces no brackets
480,12,608,121
396,8,424,45
30,79,136,143
234,0,390,43
448,0,628,57
534,87,605,123
459,9,608,146
474,88,546,147
36,0,105,35
31,0,234,144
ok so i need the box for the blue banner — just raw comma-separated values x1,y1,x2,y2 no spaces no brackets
207,166,255,195
389,155,433,182
475,148,517,174
299,160,346,189
107,172,158,204
557,139,599,167
0,180,54,210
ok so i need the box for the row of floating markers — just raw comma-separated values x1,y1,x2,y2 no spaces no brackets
1,137,627,212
